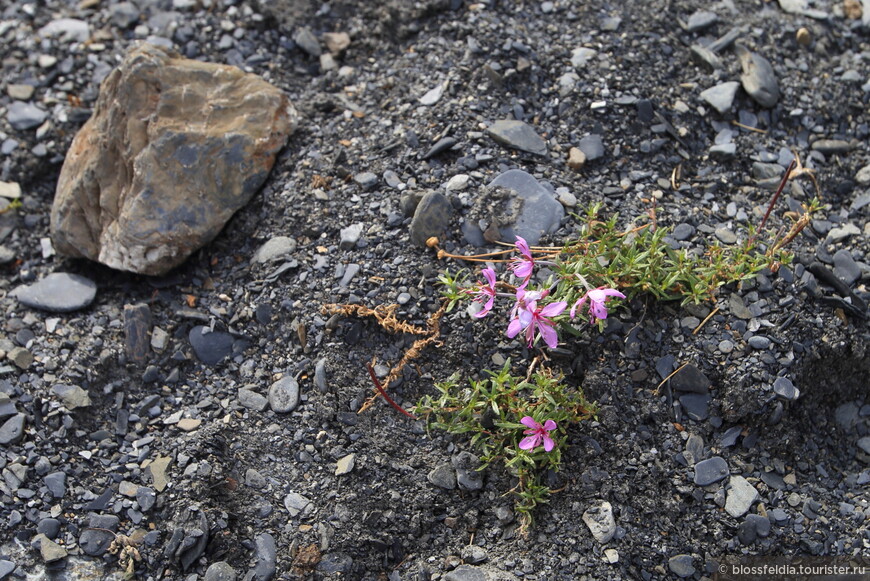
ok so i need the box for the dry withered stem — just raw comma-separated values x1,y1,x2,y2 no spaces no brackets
322,303,431,335
322,301,446,414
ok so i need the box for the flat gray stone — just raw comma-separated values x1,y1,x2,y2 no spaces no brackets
7,101,48,130
714,226,738,244
353,172,378,190
669,364,711,393
772,377,800,400
725,475,759,517
283,492,311,517
485,169,564,246
238,388,268,412
205,562,238,581
700,82,740,114
578,134,605,161
452,451,483,491
668,554,695,578
0,413,25,445
37,18,90,42
571,47,597,69
685,10,718,32
811,139,854,154
51,384,91,409
444,565,487,581
34,534,68,563
44,472,66,498
427,463,456,489
339,223,364,250
252,237,296,264
251,532,276,581
11,273,96,312
737,45,779,108
486,120,548,156
268,376,299,413
694,456,729,485
709,143,737,160
833,249,861,286
189,326,234,366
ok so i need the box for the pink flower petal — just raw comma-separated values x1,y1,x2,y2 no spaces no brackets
520,416,539,429
515,236,531,258
590,300,609,320
543,419,557,432
539,322,560,349
539,301,567,318
543,435,555,452
518,435,539,450
506,318,524,338
482,267,497,288
570,296,587,319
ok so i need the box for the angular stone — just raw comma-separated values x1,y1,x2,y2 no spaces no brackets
578,134,605,161
700,82,740,115
694,456,729,486
725,475,759,517
51,44,296,276
147,456,172,492
452,451,483,491
50,384,91,410
486,120,548,156
409,191,453,247
79,515,119,556
238,388,268,411
0,413,25,445
323,32,350,55
335,453,355,476
772,377,800,401
669,364,711,393
582,501,616,543
10,273,96,312
189,326,234,366
737,45,779,108
427,463,456,490
283,492,311,516
124,303,152,364
668,554,695,578
34,534,68,563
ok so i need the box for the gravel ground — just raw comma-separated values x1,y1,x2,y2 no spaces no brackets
1,0,869,579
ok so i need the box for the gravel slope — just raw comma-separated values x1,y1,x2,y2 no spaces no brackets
0,0,868,579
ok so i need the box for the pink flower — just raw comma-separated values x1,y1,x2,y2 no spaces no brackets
510,236,535,289
518,416,557,452
507,296,567,349
570,287,626,322
469,268,497,318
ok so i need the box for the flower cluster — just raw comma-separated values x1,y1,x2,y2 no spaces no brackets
469,236,625,350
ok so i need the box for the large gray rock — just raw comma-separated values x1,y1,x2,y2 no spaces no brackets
462,170,564,246
51,44,297,275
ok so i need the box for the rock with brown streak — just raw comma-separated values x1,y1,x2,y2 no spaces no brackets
51,43,297,275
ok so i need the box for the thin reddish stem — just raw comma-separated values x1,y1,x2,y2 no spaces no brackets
753,159,796,246
366,363,417,420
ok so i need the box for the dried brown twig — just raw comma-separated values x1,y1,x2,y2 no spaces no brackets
321,302,447,414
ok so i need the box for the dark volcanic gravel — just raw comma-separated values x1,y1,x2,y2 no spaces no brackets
1,0,869,580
